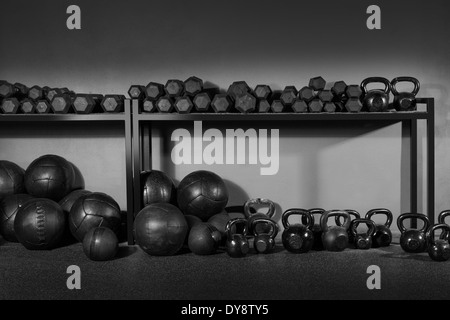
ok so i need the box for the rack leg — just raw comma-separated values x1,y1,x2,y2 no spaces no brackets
427,99,435,223
411,119,418,228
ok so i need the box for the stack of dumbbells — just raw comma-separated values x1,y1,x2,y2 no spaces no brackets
130,76,367,114
0,80,125,114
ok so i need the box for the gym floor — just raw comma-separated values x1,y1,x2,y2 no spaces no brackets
0,234,449,301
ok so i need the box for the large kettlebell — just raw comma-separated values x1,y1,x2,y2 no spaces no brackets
438,210,450,241
321,210,351,252
244,198,276,236
226,218,249,258
335,209,360,246
391,76,420,111
361,77,392,112
251,217,278,254
282,208,314,253
303,208,325,250
365,208,393,247
397,213,430,253
350,218,376,250
426,223,450,262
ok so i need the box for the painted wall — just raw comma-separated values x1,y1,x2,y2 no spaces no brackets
1,0,449,231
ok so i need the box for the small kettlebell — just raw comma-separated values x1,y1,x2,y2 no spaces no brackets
365,208,393,247
391,76,420,111
350,218,376,250
335,209,360,246
397,213,430,253
225,218,249,258
361,77,392,112
438,210,450,242
426,223,450,262
251,218,278,254
283,208,314,253
321,210,351,252
303,208,325,250
244,198,276,236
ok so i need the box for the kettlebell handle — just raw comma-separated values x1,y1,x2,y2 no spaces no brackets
282,208,314,229
320,210,351,232
438,210,450,224
361,77,391,94
226,218,248,238
365,208,393,228
302,208,324,225
243,198,275,219
390,76,420,96
350,218,376,237
336,209,360,227
251,217,279,238
426,223,450,245
397,213,430,233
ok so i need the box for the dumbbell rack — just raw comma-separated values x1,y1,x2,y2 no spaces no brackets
0,110,135,234
128,98,435,245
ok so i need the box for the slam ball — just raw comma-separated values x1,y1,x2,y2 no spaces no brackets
177,170,229,221
83,227,118,261
69,192,121,242
134,203,188,256
0,160,26,199
14,198,66,250
24,154,85,202
141,170,176,208
0,194,34,242
188,222,222,255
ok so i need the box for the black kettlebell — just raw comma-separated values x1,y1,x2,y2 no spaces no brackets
365,208,393,247
225,218,249,258
244,198,276,236
335,209,360,246
391,76,420,111
282,208,314,253
350,218,376,250
438,210,450,242
251,218,278,254
303,208,325,250
426,223,450,262
397,213,430,253
321,210,351,252
361,77,392,112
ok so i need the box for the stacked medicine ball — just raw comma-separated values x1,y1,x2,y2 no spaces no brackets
0,155,121,261
134,169,230,256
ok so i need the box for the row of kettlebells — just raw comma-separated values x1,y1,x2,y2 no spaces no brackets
224,200,450,262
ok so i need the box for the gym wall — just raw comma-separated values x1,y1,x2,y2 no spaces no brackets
0,0,448,232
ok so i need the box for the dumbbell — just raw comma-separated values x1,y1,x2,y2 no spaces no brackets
142,97,157,113
73,94,104,114
254,85,272,101
165,79,185,97
128,85,146,100
317,90,335,113
211,93,233,113
298,86,315,102
309,76,326,91
227,81,251,100
193,92,211,112
280,86,298,107
174,96,194,114
145,82,165,100
1,97,20,114
291,99,308,113
257,100,271,113
235,92,257,113
271,100,284,113
28,85,45,101
184,76,203,97
13,83,29,99
46,88,63,102
20,99,36,114
156,96,174,113
345,85,363,112
101,95,126,113
36,100,52,114
51,94,74,114
331,81,347,101
0,82,16,99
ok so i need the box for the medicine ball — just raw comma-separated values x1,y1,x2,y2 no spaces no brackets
59,189,92,215
177,170,229,221
188,222,222,255
134,203,188,256
24,155,85,202
0,194,34,242
141,170,176,208
184,214,202,244
69,192,121,242
207,210,231,245
14,198,66,250
0,160,25,199
82,227,118,261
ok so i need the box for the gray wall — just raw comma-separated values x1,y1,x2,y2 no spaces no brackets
1,0,449,230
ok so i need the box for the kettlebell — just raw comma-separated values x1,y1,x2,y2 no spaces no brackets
350,218,376,250
335,209,360,246
244,198,276,236
397,213,430,253
225,218,249,258
361,77,391,112
365,208,393,247
426,223,450,262
251,217,278,254
321,210,351,252
438,210,450,241
303,208,325,250
391,76,420,111
282,208,314,253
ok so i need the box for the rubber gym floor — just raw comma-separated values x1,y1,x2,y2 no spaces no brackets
1,233,449,301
